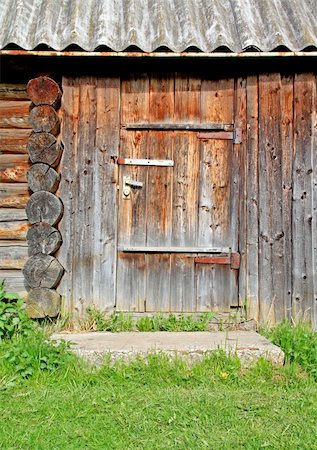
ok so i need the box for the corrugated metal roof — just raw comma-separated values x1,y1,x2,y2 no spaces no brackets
0,0,316,53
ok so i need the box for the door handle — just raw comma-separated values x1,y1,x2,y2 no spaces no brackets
122,176,143,199
125,179,143,188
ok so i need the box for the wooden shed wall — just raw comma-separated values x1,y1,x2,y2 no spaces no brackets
0,69,316,326
0,85,31,296
56,71,316,326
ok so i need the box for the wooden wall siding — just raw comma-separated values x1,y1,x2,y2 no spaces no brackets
0,85,31,296
292,74,316,325
51,71,317,324
57,77,120,316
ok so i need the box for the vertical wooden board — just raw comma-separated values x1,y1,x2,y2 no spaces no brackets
74,79,96,315
57,77,79,314
197,78,236,311
93,77,121,312
116,253,146,312
281,75,294,321
170,254,195,312
246,76,259,321
116,74,149,311
169,75,201,311
235,78,247,306
146,74,174,312
292,74,315,322
259,73,285,323
312,74,317,329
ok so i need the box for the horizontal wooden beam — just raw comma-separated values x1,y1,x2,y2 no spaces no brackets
0,208,27,221
118,246,230,253
0,220,29,239
0,241,28,269
0,128,30,154
124,122,233,131
0,84,28,101
0,154,30,182
0,183,30,208
0,101,31,129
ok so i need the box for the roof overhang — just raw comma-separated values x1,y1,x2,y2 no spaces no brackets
1,50,317,58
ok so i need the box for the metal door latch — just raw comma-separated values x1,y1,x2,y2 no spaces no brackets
122,176,143,199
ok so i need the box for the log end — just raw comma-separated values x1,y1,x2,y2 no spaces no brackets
25,287,61,318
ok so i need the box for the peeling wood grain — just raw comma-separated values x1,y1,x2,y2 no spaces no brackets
0,183,30,208
0,240,28,269
0,269,27,296
292,73,315,322
0,154,30,182
0,220,29,239
246,75,259,321
0,208,27,221
0,101,31,129
0,84,29,100
0,128,29,154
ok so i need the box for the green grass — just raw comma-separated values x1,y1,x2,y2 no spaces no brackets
1,344,317,449
84,308,216,332
1,286,317,449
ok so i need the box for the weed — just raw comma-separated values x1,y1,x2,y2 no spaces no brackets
85,307,134,332
136,312,215,331
261,321,317,380
0,281,34,340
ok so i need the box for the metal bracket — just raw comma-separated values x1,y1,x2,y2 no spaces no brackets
194,252,240,269
233,128,242,144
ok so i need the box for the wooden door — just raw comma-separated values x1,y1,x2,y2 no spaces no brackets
116,74,239,312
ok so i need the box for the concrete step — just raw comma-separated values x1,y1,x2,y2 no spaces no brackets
52,331,284,367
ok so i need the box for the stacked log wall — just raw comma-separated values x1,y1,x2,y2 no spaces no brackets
0,84,31,295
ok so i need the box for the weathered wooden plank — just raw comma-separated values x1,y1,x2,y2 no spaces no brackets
259,73,284,323
0,101,31,129
312,74,317,330
0,128,29,154
197,77,236,311
235,77,247,307
55,77,80,314
0,240,28,269
0,270,27,296
0,183,30,208
0,154,30,182
0,220,29,239
116,74,149,312
281,75,294,321
0,208,27,221
245,75,259,321
292,73,315,322
94,77,120,312
171,74,201,312
0,84,28,100
70,78,96,313
146,74,174,312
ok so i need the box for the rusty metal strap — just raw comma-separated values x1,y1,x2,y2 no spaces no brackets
194,253,240,269
124,122,233,131
197,128,241,144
